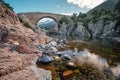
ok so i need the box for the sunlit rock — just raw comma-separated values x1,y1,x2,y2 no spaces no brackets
66,62,77,69
54,56,61,61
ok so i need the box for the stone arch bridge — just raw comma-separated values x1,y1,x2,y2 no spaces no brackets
18,12,65,27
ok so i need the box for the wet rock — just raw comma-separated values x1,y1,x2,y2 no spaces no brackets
54,56,61,62
62,54,72,60
49,46,58,53
63,70,73,76
66,62,77,69
65,50,73,56
38,54,54,63
49,41,57,47
54,51,64,56
63,70,74,79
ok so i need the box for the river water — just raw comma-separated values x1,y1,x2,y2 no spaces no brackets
37,38,120,80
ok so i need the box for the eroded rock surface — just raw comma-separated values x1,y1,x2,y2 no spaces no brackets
0,2,52,80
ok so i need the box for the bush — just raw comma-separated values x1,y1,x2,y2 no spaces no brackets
18,17,23,23
0,0,14,11
115,0,120,12
24,22,32,29
59,16,71,25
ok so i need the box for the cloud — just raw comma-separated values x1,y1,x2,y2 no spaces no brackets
56,5,60,8
61,13,72,15
67,0,106,9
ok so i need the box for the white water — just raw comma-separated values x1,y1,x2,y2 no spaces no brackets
75,49,108,69
111,65,120,77
71,48,120,77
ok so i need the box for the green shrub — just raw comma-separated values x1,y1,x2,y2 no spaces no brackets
18,17,23,23
24,22,32,29
115,0,120,12
0,0,14,11
59,16,72,25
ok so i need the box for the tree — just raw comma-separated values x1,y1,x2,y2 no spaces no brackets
115,0,120,12
71,13,78,23
78,12,87,19
59,16,71,25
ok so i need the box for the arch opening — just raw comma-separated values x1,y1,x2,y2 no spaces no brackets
37,17,57,30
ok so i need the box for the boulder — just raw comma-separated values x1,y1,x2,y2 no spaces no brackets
49,47,58,53
38,54,54,63
62,54,72,60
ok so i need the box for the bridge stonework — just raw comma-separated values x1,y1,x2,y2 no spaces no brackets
18,12,64,27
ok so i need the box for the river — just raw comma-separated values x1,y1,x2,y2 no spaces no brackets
37,38,120,80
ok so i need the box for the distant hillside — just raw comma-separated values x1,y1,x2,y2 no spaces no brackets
39,20,56,29
87,0,119,15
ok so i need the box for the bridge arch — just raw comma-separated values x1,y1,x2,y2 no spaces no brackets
36,16,58,27
18,12,64,27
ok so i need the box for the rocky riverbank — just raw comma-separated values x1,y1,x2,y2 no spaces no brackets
0,2,52,80
36,40,120,80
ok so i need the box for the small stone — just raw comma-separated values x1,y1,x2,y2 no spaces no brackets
63,70,73,77
66,62,77,69
54,56,61,61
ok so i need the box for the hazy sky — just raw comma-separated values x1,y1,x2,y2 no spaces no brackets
5,0,106,15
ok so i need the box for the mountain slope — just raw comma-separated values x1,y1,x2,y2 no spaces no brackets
87,0,119,15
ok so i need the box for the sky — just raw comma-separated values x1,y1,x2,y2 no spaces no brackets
5,0,106,15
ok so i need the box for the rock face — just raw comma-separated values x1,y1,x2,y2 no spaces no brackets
0,2,52,80
70,22,90,40
0,48,52,80
0,2,51,53
58,19,120,42
0,3,19,26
